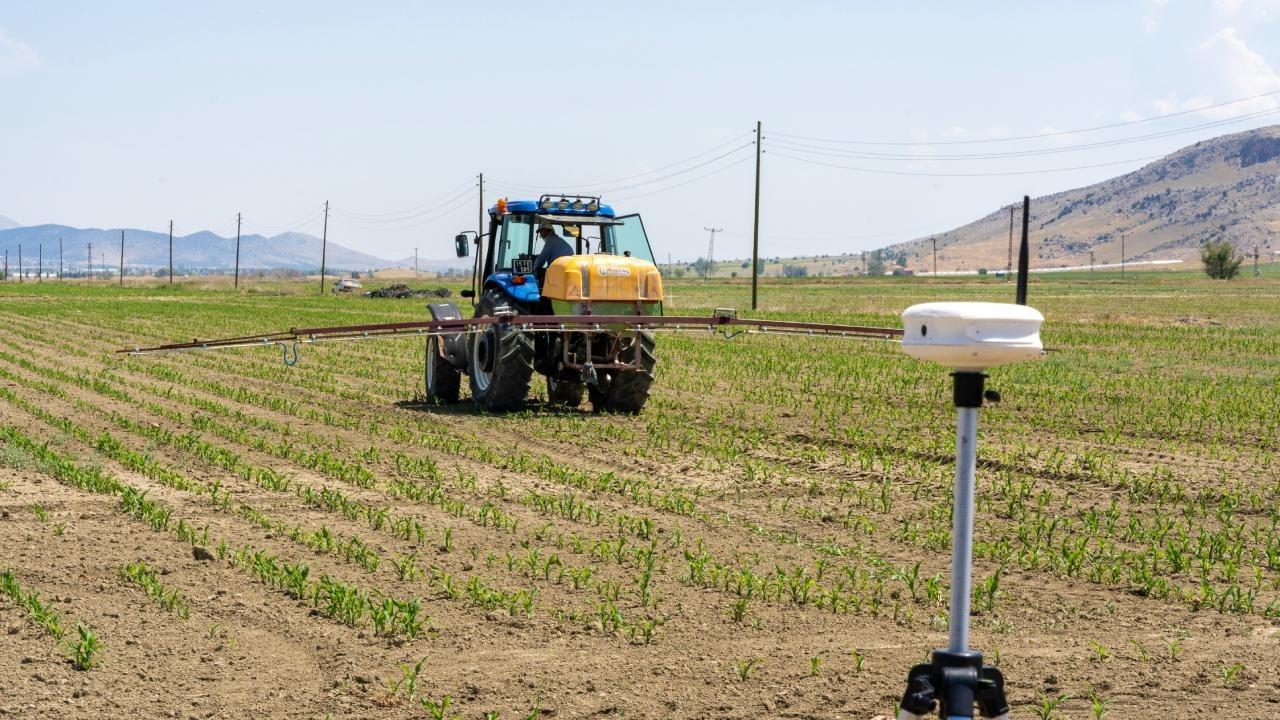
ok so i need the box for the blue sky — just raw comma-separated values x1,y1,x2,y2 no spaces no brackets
2,1,1278,262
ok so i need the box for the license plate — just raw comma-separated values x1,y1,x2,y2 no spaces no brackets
513,256,535,275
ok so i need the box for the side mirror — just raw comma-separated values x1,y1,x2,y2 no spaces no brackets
455,234,470,258
460,289,475,299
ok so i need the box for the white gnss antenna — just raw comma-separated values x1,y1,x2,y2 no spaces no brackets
894,197,1043,720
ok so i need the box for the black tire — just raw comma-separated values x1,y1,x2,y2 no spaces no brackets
546,376,585,408
468,291,534,412
589,331,656,414
424,336,460,404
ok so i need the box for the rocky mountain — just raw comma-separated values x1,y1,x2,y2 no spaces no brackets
887,125,1280,272
0,225,389,272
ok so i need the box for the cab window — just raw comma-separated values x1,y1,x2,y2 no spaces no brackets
495,215,533,270
602,215,655,264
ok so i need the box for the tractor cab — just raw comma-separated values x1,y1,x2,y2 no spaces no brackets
454,195,661,314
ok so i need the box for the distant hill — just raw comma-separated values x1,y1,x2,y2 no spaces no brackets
0,216,20,231
0,225,389,272
388,254,473,274
885,125,1280,272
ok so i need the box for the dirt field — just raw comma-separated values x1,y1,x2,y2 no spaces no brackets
1,273,1278,719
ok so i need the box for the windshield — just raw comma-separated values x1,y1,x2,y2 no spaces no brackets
602,214,655,264
492,213,654,270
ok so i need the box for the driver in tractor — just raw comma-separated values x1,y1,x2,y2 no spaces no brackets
533,222,573,282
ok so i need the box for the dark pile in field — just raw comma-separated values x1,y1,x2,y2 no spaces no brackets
364,284,452,299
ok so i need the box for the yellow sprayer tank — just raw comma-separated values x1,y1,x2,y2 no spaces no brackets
541,254,664,316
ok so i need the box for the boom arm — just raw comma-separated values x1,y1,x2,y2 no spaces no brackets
118,311,903,356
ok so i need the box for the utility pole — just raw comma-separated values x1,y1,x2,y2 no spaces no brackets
234,212,242,289
168,220,174,285
1120,233,1125,279
17,244,22,283
475,172,486,282
3,250,6,281
667,252,672,277
38,243,42,283
702,226,722,279
1007,206,1014,280
1089,250,1095,274
751,120,762,310
477,173,484,239
88,242,93,281
414,247,419,280
119,230,125,286
319,201,329,295
1254,243,1260,277
931,236,938,277
58,237,63,281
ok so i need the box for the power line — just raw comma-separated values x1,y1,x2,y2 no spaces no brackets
769,150,1162,178
493,142,754,198
770,88,1280,146
488,131,754,191
766,106,1280,161
330,184,477,225
592,143,755,194
612,155,753,201
331,177,477,221
240,204,328,234
329,188,478,232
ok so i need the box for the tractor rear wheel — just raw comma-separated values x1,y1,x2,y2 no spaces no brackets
469,291,534,412
424,336,460,404
589,331,656,414
546,376,586,408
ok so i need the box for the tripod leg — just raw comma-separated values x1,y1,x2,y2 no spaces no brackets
976,665,1010,719
897,662,936,719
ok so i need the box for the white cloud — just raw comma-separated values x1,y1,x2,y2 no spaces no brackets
1197,27,1280,116
0,27,39,76
1141,0,1170,34
1120,109,1144,122
1150,91,1224,117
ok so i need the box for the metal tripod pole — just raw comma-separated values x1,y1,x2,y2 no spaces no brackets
948,405,979,653
898,372,1008,720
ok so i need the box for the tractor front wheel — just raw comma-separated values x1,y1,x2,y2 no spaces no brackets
424,336,460,404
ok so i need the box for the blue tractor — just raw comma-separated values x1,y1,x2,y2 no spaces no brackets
425,194,665,413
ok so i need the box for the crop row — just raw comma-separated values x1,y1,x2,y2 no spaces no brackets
0,568,101,670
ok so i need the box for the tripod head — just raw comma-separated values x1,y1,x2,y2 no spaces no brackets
901,302,1043,372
